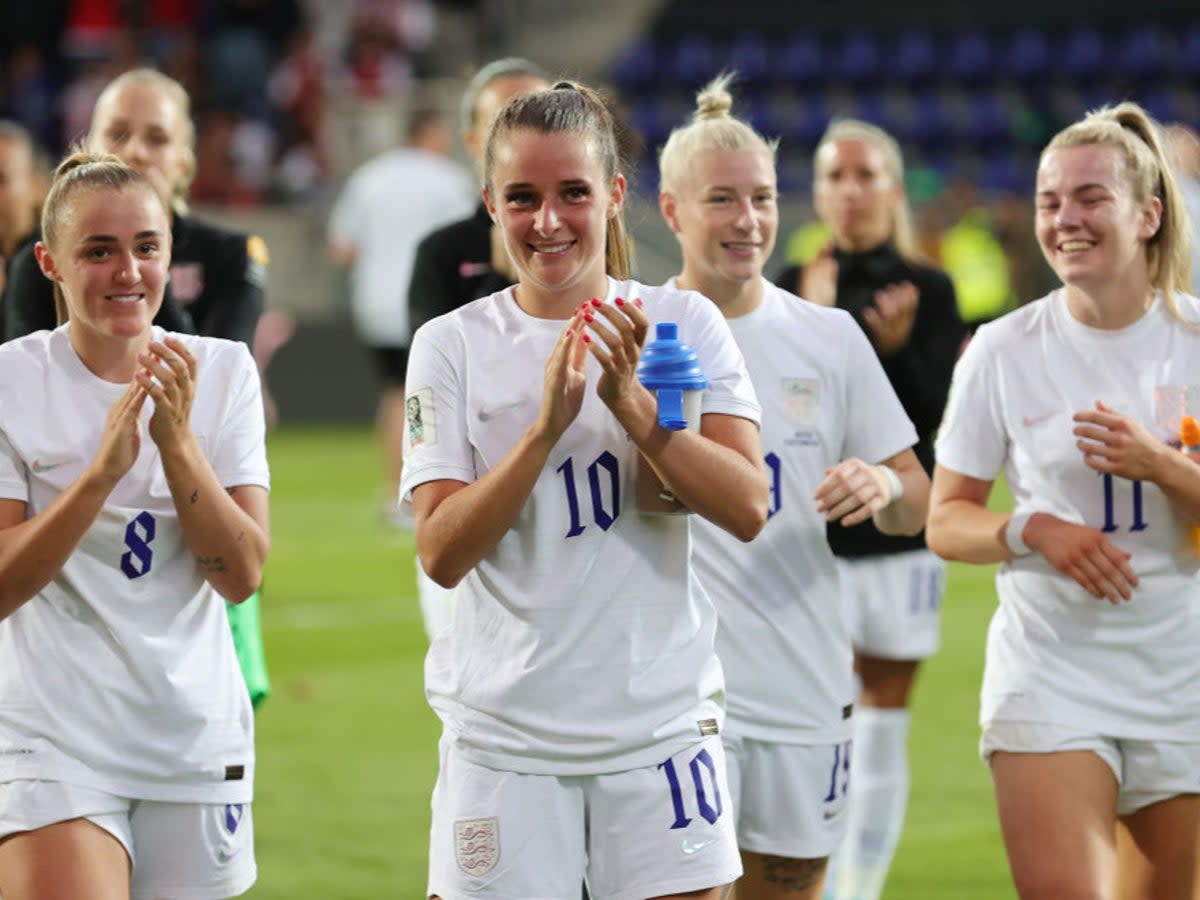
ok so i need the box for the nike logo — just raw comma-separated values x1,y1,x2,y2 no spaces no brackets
31,459,67,473
1021,412,1056,428
478,400,524,422
823,809,841,820
681,837,717,855
217,847,243,864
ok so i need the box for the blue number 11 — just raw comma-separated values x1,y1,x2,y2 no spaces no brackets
1101,473,1146,533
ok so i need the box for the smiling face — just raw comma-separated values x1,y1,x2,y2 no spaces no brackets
813,136,900,252
661,147,777,308
37,183,170,345
1035,143,1160,295
90,81,193,211
484,128,624,311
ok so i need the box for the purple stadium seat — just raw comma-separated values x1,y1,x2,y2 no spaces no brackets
1114,25,1173,81
671,32,719,89
611,37,657,89
832,30,883,85
1058,26,1106,80
729,32,770,86
1000,27,1051,84
891,29,937,84
776,32,824,87
944,28,994,84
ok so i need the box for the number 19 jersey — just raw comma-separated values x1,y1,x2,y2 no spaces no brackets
688,280,917,744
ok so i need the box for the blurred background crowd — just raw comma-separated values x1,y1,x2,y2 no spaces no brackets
1,0,1198,419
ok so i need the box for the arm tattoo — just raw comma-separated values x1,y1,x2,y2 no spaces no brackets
190,489,199,505
197,556,228,573
235,531,246,544
762,855,828,893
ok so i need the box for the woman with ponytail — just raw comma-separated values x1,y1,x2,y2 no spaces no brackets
0,151,268,898
401,78,769,899
928,102,1200,898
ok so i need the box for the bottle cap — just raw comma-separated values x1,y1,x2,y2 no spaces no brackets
637,322,708,431
636,323,708,391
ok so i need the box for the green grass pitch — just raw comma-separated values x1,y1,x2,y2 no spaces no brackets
246,426,1012,898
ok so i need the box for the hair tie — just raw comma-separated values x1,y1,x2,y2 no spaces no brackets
552,81,577,91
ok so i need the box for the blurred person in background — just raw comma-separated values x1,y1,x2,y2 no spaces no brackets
328,104,476,528
4,67,272,709
1165,123,1200,297
659,75,929,900
0,149,269,900
775,119,966,900
928,101,1200,900
0,122,42,299
404,79,768,899
404,56,547,639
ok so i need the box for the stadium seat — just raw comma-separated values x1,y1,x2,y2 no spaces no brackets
1113,25,1173,81
1179,22,1200,77
729,32,770,86
1057,26,1106,80
999,27,1051,84
775,31,824,87
611,37,658,89
832,30,883,86
671,32,720,89
891,29,937,84
943,28,994,84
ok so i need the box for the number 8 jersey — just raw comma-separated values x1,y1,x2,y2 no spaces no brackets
0,325,269,803
936,291,1200,739
400,278,761,776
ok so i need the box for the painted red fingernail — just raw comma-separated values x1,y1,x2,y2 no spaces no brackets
584,313,594,323
634,298,644,308
590,298,602,307
615,297,625,306
582,333,591,343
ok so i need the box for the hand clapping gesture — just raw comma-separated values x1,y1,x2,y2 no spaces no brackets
136,336,199,450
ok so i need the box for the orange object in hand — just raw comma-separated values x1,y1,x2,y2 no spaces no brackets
1180,416,1200,553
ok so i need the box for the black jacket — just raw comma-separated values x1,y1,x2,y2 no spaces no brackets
408,203,512,336
4,214,266,349
776,243,966,558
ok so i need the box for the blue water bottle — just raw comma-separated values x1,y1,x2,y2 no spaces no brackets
637,322,708,431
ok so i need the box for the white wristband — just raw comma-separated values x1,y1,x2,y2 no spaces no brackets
1005,511,1034,557
879,465,904,505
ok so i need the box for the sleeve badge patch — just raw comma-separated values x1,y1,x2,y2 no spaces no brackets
406,387,437,451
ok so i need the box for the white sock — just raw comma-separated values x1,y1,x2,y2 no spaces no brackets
828,707,911,900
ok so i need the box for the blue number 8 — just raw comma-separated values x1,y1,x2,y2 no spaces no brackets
120,511,156,579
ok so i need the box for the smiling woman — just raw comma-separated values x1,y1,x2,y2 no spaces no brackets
0,152,270,900
927,102,1200,899
402,79,769,900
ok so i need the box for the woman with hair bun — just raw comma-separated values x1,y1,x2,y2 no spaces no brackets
658,74,929,900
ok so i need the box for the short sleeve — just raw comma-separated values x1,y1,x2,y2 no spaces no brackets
933,326,1008,480
398,319,476,501
840,318,918,463
209,345,270,490
0,427,28,502
682,295,761,425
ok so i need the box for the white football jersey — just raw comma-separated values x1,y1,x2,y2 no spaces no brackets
685,279,917,743
936,291,1200,739
400,278,761,775
0,326,269,802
